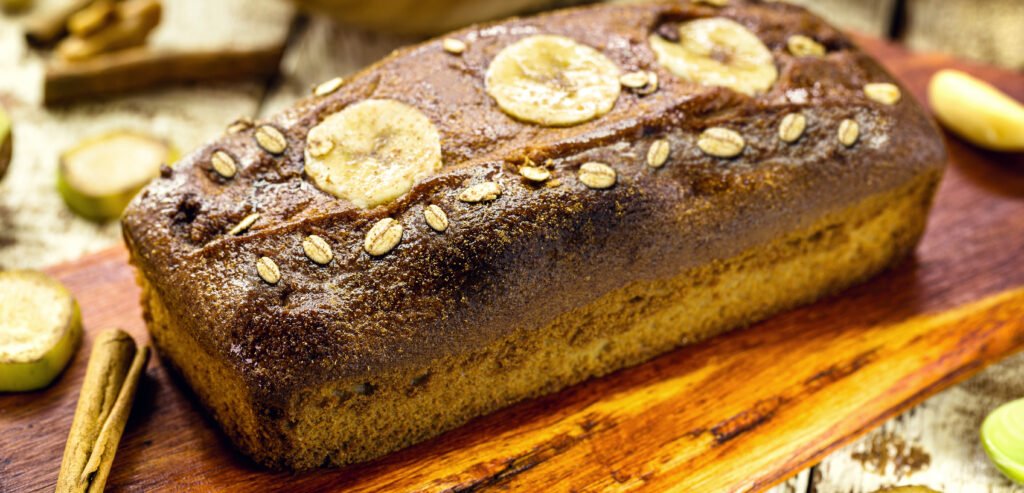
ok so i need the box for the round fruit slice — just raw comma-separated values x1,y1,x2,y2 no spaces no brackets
485,34,621,127
982,397,1024,484
58,130,175,222
649,17,777,96
928,69,1024,152
0,270,82,392
0,105,11,181
305,99,442,209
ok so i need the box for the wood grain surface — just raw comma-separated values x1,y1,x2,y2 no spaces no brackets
1,36,1024,493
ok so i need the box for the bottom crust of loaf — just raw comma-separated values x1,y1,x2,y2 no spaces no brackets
141,171,939,470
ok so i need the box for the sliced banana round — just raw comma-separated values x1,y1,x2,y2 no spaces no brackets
485,34,621,127
58,131,175,222
0,270,82,392
304,99,442,209
982,397,1024,484
649,17,777,96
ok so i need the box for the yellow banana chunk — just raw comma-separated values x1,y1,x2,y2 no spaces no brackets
0,270,82,392
305,99,442,208
928,69,1024,152
650,17,777,96
0,105,11,180
485,34,621,127
58,130,175,222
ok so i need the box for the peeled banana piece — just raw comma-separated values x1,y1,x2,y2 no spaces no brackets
0,270,82,392
305,99,443,208
58,130,175,222
928,69,1024,152
649,17,777,96
486,34,621,127
0,105,10,181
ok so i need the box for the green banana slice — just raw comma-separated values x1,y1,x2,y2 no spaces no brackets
58,130,175,222
0,270,82,392
983,397,1024,484
0,105,11,181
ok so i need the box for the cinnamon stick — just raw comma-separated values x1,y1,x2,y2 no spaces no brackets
55,329,149,493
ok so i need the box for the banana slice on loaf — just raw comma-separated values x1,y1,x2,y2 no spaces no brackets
485,34,621,126
304,99,442,209
649,17,777,96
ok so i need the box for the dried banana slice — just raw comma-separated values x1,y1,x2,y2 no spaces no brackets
58,130,175,222
485,34,621,127
649,17,777,96
928,69,1024,152
0,270,82,392
0,105,10,181
305,99,442,209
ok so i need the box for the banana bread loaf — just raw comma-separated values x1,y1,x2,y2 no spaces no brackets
122,0,946,470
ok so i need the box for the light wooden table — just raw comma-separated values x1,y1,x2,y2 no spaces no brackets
0,1,1021,491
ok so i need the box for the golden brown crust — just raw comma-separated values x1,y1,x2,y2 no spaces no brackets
141,171,939,469
122,0,946,468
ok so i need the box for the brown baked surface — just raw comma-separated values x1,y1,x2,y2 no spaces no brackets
121,0,946,470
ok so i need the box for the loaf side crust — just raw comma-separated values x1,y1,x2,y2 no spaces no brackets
142,170,939,469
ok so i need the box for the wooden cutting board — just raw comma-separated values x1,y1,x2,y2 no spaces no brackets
2,37,1024,493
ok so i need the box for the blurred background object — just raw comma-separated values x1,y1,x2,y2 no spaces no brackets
290,0,584,35
0,0,32,14
780,0,896,38
902,0,1024,71
15,0,293,104
785,0,1024,70
0,105,10,180
0,0,284,268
